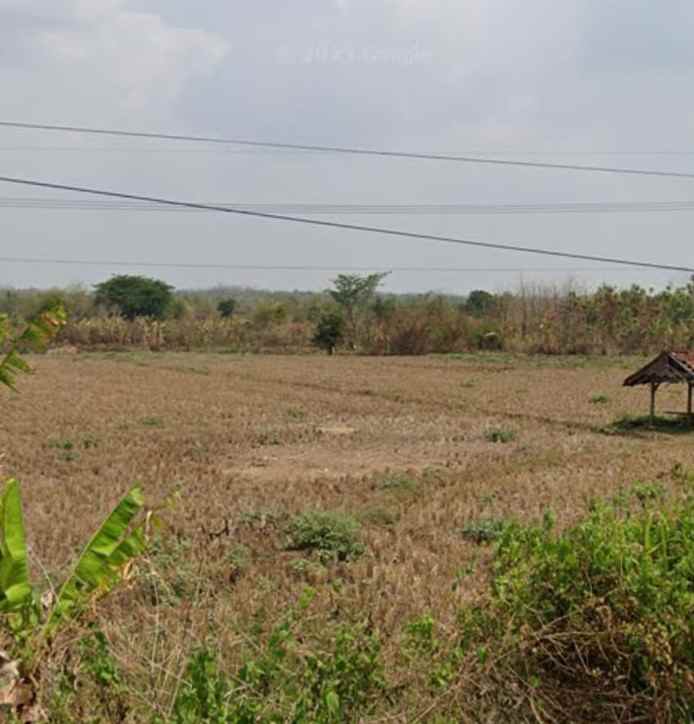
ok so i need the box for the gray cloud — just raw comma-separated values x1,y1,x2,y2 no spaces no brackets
1,0,693,294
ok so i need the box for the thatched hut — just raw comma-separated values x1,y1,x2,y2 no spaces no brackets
623,351,694,421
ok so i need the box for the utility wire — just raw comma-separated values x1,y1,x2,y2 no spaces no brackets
0,256,650,273
3,121,694,180
4,145,694,156
0,173,692,273
3,197,694,215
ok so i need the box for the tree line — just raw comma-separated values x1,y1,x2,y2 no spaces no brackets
4,273,694,355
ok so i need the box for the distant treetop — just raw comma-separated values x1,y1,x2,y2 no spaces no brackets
94,275,174,320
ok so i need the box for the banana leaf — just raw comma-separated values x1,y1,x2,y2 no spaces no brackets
0,481,32,612
0,306,66,391
43,486,146,637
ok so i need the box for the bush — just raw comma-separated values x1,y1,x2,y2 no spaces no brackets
485,499,694,720
216,298,237,319
312,311,345,355
385,311,432,355
285,511,365,562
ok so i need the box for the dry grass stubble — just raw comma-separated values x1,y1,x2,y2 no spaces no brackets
1,352,690,719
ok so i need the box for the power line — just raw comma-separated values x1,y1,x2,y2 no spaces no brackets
0,145,285,154
0,173,692,273
4,145,694,156
3,121,694,180
4,197,694,215
0,256,653,273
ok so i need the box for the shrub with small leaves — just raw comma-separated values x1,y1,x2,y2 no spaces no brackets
285,511,365,562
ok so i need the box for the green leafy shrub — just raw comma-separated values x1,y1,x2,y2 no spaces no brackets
589,394,609,404
171,603,384,723
285,511,365,562
486,499,694,720
294,624,384,722
171,649,231,723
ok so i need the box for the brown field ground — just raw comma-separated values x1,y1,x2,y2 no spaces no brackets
1,351,692,720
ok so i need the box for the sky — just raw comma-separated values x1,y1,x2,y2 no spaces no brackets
2,0,694,294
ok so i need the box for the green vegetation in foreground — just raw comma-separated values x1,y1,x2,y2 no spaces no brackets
152,476,694,723
167,593,384,724
0,471,689,721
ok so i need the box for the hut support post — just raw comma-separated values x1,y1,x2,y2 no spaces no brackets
650,382,659,424
688,383,693,424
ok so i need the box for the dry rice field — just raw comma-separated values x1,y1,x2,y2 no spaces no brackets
1,351,692,720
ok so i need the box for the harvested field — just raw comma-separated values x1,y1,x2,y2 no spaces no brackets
1,352,692,720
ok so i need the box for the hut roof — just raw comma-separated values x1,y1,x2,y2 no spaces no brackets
623,351,694,387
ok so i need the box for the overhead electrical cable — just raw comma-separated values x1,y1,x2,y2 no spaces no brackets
0,173,692,273
4,145,694,157
0,256,652,273
4,197,694,215
3,121,694,179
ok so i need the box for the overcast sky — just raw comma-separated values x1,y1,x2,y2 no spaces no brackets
2,0,694,294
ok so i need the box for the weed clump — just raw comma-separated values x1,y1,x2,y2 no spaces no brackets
460,517,509,544
285,511,365,562
484,428,516,444
141,416,165,428
377,473,418,493
170,594,384,723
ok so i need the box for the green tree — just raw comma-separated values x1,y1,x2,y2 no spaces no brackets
329,273,389,348
465,290,496,317
312,311,345,355
217,298,237,318
94,275,174,320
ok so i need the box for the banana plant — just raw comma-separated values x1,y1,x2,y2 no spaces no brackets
0,480,147,638
0,307,150,719
0,480,148,718
0,306,67,390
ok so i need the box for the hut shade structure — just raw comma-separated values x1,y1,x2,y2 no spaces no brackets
623,351,694,422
